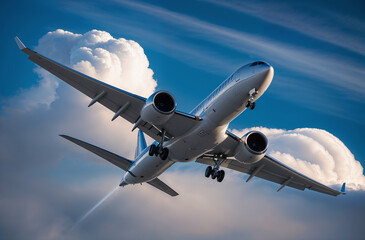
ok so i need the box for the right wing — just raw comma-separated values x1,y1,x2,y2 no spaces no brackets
197,131,345,197
60,135,178,197
15,37,201,142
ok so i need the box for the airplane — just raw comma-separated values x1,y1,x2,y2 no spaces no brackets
15,36,346,197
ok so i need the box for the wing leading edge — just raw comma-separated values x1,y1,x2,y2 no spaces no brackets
15,37,201,142
197,130,345,197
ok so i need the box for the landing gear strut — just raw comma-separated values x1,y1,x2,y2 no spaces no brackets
246,101,256,110
246,88,258,110
204,155,225,182
148,129,169,160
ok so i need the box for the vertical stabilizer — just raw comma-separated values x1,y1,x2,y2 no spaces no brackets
341,182,346,194
135,130,147,159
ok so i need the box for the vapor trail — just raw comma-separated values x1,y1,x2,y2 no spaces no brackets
70,186,119,231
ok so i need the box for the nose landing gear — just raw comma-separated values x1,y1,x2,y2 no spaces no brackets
246,101,256,110
204,155,225,182
148,129,169,160
246,88,258,110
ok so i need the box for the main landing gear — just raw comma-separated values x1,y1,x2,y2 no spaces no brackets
204,156,225,182
148,129,169,160
246,88,258,110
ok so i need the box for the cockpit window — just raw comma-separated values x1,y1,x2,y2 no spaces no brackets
250,61,266,66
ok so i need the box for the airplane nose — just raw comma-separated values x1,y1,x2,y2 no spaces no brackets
249,63,274,90
250,61,271,74
250,61,269,68
257,61,272,74
261,65,274,86
260,62,271,72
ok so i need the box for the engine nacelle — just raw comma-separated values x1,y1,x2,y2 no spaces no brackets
234,131,268,164
140,91,177,126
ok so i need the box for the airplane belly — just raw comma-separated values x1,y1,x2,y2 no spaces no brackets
127,154,174,184
167,118,228,162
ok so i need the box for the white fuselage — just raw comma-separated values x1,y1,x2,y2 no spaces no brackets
122,62,274,185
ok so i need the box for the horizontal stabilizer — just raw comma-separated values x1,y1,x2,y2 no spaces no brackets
148,178,179,197
60,135,132,171
60,135,178,197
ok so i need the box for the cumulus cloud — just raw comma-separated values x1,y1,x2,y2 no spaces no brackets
1,28,158,239
7,29,156,111
3,170,363,240
1,29,364,240
2,29,157,167
231,127,365,191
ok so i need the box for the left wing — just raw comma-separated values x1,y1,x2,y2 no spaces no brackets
197,131,345,196
15,37,200,142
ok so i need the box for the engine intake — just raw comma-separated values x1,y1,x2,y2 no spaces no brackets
234,131,268,164
246,131,268,153
153,91,176,113
140,91,177,126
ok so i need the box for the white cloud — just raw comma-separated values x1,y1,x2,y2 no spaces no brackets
1,29,158,170
231,127,365,191
8,29,156,112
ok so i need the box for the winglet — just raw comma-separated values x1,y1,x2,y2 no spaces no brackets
340,182,346,194
15,36,26,50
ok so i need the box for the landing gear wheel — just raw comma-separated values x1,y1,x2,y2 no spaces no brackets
160,148,169,160
246,101,255,110
205,166,213,178
217,170,225,182
250,102,256,110
211,171,217,180
149,144,157,156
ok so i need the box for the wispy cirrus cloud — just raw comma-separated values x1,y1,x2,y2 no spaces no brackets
58,1,238,75
58,0,365,124
203,0,365,56
111,0,365,100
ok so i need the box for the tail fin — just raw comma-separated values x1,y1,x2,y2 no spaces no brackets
340,182,346,194
135,130,147,159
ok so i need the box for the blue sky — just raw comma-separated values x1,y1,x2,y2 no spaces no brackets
1,0,365,239
2,0,364,157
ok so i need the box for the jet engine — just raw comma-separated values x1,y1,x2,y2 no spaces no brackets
140,91,177,126
234,131,268,164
